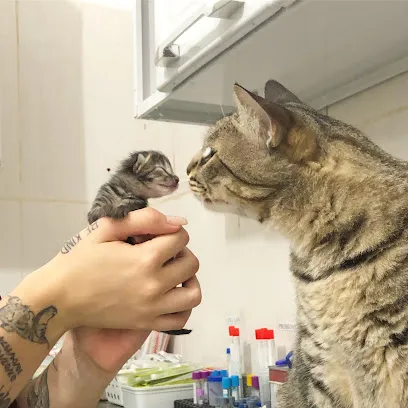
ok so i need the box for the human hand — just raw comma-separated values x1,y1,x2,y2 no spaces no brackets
69,327,151,373
19,208,201,335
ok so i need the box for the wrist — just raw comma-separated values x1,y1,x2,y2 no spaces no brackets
11,264,73,346
52,332,113,408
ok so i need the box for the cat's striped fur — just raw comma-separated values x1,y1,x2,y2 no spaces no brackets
187,80,408,407
88,150,192,337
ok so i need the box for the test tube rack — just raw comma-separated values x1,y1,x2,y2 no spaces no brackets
174,399,212,408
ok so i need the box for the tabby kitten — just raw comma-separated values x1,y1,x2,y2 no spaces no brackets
88,150,179,224
187,80,408,407
89,150,191,336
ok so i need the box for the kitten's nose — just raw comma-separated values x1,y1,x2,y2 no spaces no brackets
174,176,179,184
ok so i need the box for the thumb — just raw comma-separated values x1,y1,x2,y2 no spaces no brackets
90,208,187,243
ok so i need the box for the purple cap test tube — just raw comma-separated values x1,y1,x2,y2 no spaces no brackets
192,372,202,404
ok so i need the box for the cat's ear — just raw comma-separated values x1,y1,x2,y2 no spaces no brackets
264,80,303,105
233,83,319,163
233,83,292,149
133,153,147,172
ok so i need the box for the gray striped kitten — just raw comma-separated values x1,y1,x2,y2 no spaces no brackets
88,150,191,336
188,80,408,407
88,150,179,224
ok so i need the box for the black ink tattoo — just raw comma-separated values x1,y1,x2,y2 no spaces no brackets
60,221,98,254
0,386,11,408
26,366,50,408
86,220,98,235
60,233,82,254
0,297,57,346
0,337,22,382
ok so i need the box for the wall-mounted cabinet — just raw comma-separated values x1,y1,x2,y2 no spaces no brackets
134,0,408,125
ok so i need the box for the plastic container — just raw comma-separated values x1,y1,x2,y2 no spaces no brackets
106,376,124,406
122,383,193,408
208,375,223,406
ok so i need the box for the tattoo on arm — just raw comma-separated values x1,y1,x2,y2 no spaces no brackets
60,221,98,255
0,337,22,382
0,386,11,408
26,366,50,408
0,297,57,346
86,221,98,235
60,234,81,255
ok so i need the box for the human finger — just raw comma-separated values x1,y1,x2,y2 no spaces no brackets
90,207,187,243
152,310,192,333
157,248,199,290
139,229,190,266
155,275,202,315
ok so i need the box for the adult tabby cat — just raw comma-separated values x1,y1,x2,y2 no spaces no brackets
88,150,191,336
187,80,408,407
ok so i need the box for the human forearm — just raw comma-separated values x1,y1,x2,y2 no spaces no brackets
16,332,111,408
0,270,68,407
16,329,148,408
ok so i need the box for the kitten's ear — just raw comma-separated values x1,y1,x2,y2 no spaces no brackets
233,83,292,149
233,83,319,163
133,153,146,172
264,80,303,105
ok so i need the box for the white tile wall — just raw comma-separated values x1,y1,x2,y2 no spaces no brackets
0,200,22,295
329,73,408,161
21,201,89,274
18,0,87,202
0,0,20,198
1,0,408,367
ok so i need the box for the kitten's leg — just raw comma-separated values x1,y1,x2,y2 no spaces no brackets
87,204,112,224
107,198,147,244
109,197,146,220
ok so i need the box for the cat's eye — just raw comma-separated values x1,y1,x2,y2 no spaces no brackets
201,147,215,164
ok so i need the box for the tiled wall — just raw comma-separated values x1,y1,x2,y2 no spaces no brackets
1,0,408,367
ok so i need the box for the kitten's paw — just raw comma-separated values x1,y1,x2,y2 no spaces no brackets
110,205,131,220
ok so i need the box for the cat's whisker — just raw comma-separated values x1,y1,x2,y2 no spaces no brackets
220,103,225,118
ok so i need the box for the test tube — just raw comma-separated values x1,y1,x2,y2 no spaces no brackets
266,329,276,367
227,348,231,374
192,371,202,404
201,370,210,403
251,376,260,398
197,388,204,406
222,377,232,398
229,326,242,376
231,375,240,400
246,375,253,398
255,329,268,374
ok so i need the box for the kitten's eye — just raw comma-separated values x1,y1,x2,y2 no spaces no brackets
150,168,166,178
201,147,215,165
